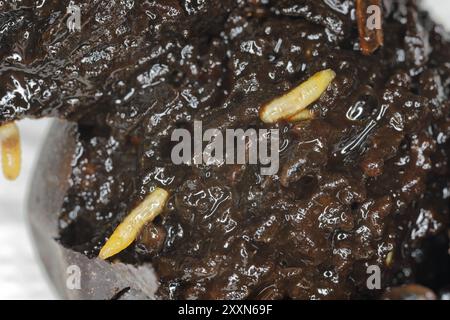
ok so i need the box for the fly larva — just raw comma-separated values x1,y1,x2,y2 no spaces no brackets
0,122,21,181
99,187,169,260
259,69,335,124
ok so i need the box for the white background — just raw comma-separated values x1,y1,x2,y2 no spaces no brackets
0,0,448,300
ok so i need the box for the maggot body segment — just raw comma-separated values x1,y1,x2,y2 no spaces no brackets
0,123,21,181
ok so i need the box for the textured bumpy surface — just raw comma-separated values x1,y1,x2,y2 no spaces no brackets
2,0,450,299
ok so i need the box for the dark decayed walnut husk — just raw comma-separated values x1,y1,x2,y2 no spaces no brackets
0,0,447,299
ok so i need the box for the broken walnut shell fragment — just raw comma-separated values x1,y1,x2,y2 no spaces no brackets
356,0,384,55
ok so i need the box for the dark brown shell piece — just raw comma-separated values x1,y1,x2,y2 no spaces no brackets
356,0,384,55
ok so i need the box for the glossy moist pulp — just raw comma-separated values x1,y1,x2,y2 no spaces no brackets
1,0,450,299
